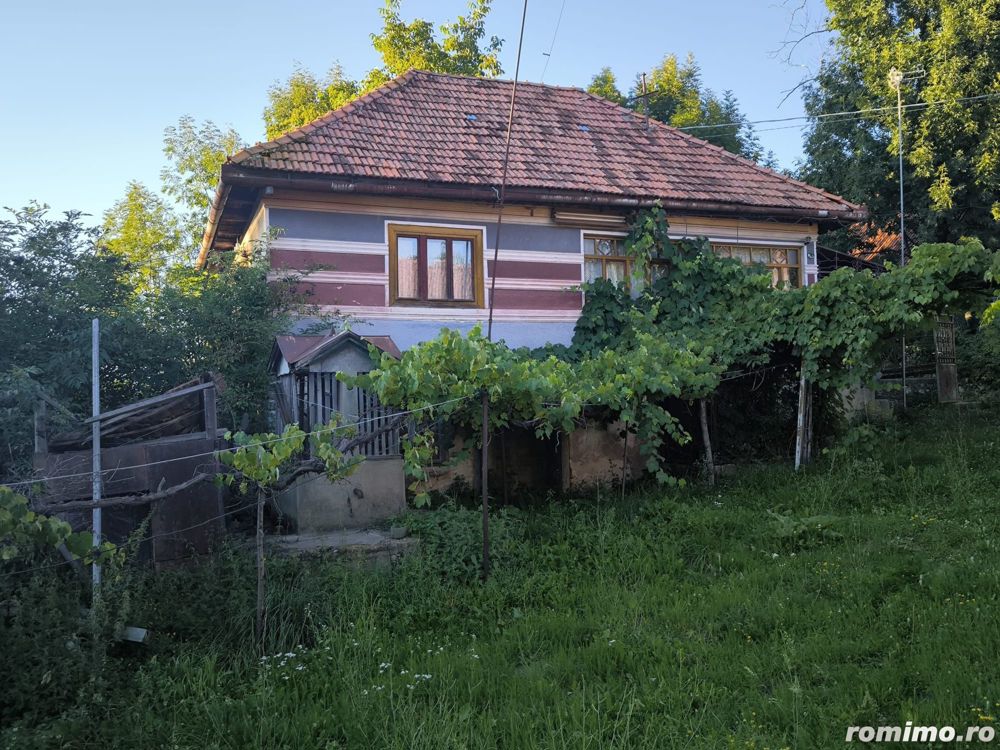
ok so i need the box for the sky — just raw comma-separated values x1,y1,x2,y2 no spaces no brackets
0,0,832,223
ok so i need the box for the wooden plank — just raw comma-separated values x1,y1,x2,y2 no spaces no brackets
84,382,214,424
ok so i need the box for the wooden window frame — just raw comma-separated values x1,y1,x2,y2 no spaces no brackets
711,243,802,288
388,223,485,308
583,234,631,286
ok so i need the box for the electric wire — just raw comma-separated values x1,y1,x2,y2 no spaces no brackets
0,505,249,580
538,0,566,83
1,395,474,491
675,91,1000,134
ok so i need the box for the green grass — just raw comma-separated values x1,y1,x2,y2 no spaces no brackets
4,405,1000,749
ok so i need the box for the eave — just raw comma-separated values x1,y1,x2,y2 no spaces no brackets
198,165,868,266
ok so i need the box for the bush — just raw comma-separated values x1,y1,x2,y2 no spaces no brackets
0,572,92,725
957,318,1000,397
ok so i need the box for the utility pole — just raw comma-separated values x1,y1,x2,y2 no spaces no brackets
91,318,102,592
888,66,924,410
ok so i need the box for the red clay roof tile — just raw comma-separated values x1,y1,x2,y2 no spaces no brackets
228,70,859,216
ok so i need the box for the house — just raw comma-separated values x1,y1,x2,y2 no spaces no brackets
200,70,865,352
198,70,864,514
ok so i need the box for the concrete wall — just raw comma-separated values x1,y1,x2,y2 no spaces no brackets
561,420,643,491
416,433,476,495
414,421,646,498
275,457,406,532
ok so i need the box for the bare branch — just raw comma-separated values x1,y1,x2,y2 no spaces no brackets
773,25,832,63
777,76,818,108
35,472,214,513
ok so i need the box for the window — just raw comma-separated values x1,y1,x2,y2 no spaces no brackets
712,243,801,288
388,224,484,306
584,235,631,284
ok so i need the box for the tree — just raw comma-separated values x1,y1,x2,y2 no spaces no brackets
264,0,503,138
263,65,360,141
587,53,767,162
100,181,184,298
0,204,141,477
161,116,244,251
799,61,884,205
0,205,307,482
364,0,502,89
0,486,96,562
218,414,405,641
795,58,937,253
586,67,625,106
154,240,305,429
821,0,1000,245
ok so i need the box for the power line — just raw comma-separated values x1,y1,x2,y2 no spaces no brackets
675,91,1000,134
538,0,566,83
0,505,249,580
1,395,474,491
483,0,529,581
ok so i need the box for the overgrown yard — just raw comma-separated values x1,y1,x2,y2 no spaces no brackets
4,406,1000,749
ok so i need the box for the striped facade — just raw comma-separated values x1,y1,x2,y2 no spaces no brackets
249,192,820,349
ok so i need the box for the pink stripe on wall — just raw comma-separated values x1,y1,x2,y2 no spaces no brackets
295,282,386,306
491,288,582,310
273,249,385,273
487,259,581,281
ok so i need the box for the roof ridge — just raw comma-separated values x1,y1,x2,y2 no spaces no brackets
573,87,864,212
409,68,593,93
229,69,421,166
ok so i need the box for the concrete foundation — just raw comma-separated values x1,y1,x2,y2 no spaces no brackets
275,457,406,532
561,420,643,491
269,528,419,569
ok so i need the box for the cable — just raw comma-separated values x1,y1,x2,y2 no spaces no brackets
486,0,528,342
538,0,566,83
674,90,1000,134
1,395,474,491
0,505,249,580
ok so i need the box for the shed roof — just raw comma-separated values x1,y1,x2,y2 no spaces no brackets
274,330,401,371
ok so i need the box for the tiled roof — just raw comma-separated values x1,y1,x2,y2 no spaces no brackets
229,70,860,216
848,223,917,263
275,331,401,369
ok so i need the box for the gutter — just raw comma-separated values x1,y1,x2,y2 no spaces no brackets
196,182,231,268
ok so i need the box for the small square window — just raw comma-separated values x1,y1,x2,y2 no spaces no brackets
584,235,630,285
712,243,801,289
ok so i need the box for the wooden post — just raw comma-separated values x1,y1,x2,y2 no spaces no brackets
500,432,509,506
699,398,715,486
33,400,48,455
794,367,812,471
934,315,959,403
480,391,490,580
620,419,629,502
91,319,102,591
202,384,218,438
255,488,266,644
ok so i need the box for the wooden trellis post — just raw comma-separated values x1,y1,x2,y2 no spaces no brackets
794,366,813,471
